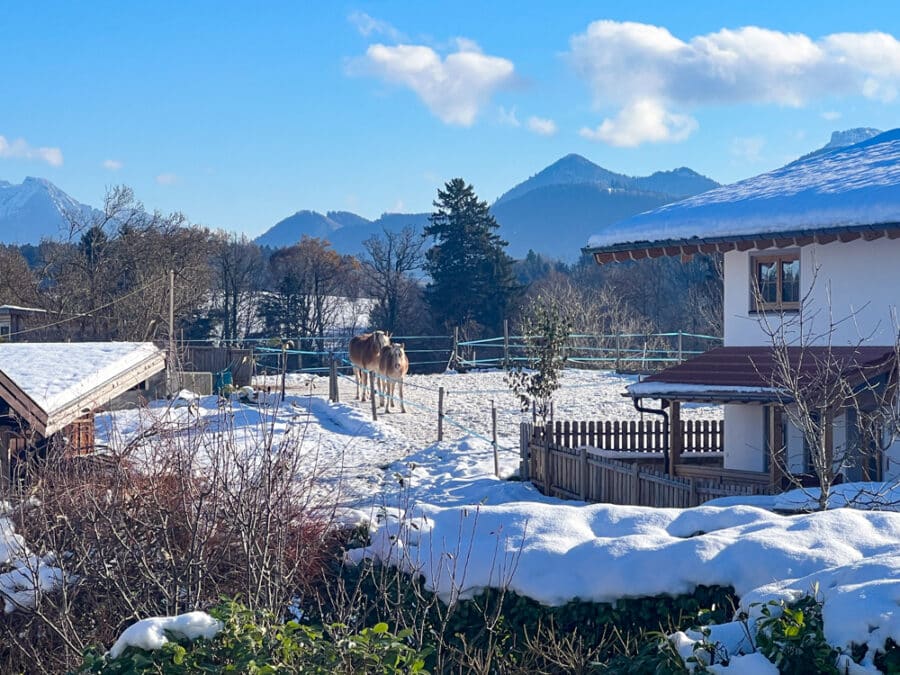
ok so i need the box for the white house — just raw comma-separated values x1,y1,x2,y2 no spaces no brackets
584,129,900,484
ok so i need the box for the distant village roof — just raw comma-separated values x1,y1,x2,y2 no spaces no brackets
0,342,165,436
628,346,896,403
0,305,46,314
585,129,900,263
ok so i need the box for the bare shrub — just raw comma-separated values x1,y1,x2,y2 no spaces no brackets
0,396,340,673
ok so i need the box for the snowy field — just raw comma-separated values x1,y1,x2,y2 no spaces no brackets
86,369,900,671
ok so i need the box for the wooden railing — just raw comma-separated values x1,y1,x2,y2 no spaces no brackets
521,421,771,508
546,418,723,454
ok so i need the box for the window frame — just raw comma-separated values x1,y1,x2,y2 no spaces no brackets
750,251,801,312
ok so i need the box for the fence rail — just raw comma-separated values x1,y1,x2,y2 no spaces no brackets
522,421,771,508
181,327,723,380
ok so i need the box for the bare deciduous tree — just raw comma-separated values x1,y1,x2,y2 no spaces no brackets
756,275,900,509
362,226,425,333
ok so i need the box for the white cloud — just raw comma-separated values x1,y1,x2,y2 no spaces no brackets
730,135,766,162
102,159,123,171
821,110,842,121
568,20,900,145
356,41,515,126
498,105,520,127
0,135,63,166
527,116,558,136
348,11,404,42
155,173,177,185
579,98,697,146
391,199,406,212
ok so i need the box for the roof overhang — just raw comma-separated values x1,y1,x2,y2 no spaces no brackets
626,346,897,405
584,222,900,265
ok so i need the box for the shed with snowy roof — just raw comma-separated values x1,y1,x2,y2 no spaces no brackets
0,342,166,473
584,130,900,486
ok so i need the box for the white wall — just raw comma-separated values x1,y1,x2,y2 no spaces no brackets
723,238,900,346
723,404,765,471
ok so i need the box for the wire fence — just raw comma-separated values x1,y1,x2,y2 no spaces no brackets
181,327,722,380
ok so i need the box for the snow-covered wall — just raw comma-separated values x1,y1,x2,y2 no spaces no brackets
724,238,900,347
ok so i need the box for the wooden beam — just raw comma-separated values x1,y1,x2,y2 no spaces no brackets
862,229,884,241
0,370,48,437
668,400,682,476
838,231,862,243
769,406,784,488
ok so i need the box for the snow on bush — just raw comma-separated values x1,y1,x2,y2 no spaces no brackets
107,611,223,659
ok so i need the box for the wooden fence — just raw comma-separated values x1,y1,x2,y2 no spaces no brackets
180,346,254,386
521,422,772,508
545,418,723,454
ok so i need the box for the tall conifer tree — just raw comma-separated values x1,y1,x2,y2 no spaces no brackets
424,179,517,333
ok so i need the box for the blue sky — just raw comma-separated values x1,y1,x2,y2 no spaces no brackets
4,1,900,237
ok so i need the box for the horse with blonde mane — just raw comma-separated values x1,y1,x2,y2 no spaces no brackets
378,342,409,413
349,330,391,401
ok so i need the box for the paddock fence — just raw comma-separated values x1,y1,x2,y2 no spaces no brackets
178,325,723,382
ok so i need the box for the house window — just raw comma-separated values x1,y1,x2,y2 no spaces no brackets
751,252,800,311
0,325,9,339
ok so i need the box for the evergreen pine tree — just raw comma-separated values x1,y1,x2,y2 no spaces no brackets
424,178,517,334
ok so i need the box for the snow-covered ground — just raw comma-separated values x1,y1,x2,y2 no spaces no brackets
94,369,900,672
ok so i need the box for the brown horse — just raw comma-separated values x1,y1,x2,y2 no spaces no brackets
349,330,390,401
378,343,409,413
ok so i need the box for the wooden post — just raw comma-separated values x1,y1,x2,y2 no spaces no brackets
329,353,338,402
167,269,176,394
519,423,531,482
280,342,287,400
0,432,9,492
632,462,641,505
503,319,510,368
769,405,784,488
370,372,377,421
689,477,698,507
437,386,444,441
532,399,536,425
543,424,552,495
451,326,459,370
668,400,682,476
615,333,621,371
677,330,684,363
492,400,499,477
579,446,588,501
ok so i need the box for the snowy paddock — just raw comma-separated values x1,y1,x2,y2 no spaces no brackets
93,369,900,672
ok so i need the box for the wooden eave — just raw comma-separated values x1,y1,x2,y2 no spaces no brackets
584,222,900,265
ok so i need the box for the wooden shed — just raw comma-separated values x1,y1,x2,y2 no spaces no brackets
0,342,166,473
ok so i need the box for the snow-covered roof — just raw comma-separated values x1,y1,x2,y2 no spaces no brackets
0,305,46,314
587,128,900,252
0,342,166,436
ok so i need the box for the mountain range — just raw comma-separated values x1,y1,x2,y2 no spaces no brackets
255,156,720,260
0,177,96,244
0,128,883,261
